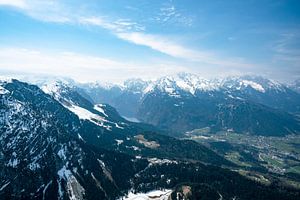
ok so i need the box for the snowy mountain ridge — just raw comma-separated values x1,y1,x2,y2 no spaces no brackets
81,73,287,97
18,73,289,97
149,73,286,95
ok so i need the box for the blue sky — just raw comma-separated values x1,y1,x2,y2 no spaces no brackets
0,0,299,82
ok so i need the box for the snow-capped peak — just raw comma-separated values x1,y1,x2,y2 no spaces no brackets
143,73,220,96
41,80,73,95
219,75,285,93
41,81,62,95
176,72,220,93
0,76,13,83
241,80,265,92
142,73,291,97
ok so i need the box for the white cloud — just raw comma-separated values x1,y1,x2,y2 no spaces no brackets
117,32,254,68
79,17,145,33
79,17,117,30
0,48,188,83
0,0,26,8
117,32,206,59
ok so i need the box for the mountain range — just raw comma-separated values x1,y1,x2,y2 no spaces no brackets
1,77,300,199
75,73,300,136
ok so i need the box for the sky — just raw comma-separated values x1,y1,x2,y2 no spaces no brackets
0,0,300,83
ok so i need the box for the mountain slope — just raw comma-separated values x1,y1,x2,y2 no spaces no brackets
0,79,148,200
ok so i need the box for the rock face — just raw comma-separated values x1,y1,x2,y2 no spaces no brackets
77,73,300,136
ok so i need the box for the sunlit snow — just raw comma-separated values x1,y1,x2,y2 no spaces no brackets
0,86,9,94
120,189,172,200
94,104,108,117
241,80,265,93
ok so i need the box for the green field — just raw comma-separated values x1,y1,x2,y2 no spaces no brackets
184,130,300,187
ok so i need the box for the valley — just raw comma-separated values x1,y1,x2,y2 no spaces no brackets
184,129,300,188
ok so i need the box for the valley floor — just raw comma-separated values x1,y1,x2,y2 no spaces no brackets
184,129,300,188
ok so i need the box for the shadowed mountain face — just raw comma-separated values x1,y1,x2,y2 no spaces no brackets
1,79,299,200
76,73,300,136
138,90,300,136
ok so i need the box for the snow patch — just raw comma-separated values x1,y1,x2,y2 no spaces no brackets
57,166,72,180
241,80,265,93
7,158,19,168
148,158,178,165
0,86,9,94
120,189,172,200
115,139,124,145
65,104,111,130
115,123,124,129
67,105,101,121
94,104,108,117
123,116,140,123
126,146,141,151
57,147,67,160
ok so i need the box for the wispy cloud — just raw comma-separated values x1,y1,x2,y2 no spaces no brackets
117,32,210,60
272,32,300,66
117,32,254,68
160,5,177,21
79,17,145,32
154,1,193,26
